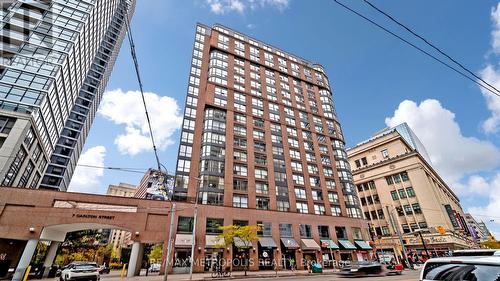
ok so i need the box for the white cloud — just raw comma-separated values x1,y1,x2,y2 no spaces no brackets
466,172,500,228
479,3,500,133
490,2,500,54
68,146,106,194
205,0,289,14
385,99,500,183
98,89,183,156
479,65,500,133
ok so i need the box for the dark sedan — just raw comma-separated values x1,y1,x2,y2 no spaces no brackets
337,261,385,277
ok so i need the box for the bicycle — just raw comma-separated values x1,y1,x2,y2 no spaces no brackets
211,265,231,278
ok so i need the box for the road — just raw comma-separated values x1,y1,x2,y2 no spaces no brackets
92,269,421,281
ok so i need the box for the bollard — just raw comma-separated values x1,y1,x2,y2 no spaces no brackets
22,266,31,281
121,264,127,278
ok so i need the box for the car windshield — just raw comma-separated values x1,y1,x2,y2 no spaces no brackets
74,264,97,270
424,263,500,280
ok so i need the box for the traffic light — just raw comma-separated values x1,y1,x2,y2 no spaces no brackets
436,226,446,235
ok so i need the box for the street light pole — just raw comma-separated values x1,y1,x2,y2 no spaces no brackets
385,206,410,268
416,230,430,259
164,203,176,281
189,178,201,280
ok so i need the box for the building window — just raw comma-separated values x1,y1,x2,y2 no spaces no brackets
381,149,389,159
314,204,326,215
398,189,407,199
402,224,411,234
352,227,363,240
206,218,223,234
296,202,308,213
256,197,269,210
391,191,398,200
312,190,322,201
412,203,422,214
177,217,194,233
335,226,347,239
406,187,416,197
294,188,306,199
233,195,248,208
233,179,248,191
419,222,428,229
277,200,290,212
256,182,268,194
279,223,293,237
328,192,339,203
347,207,363,218
331,206,341,216
255,169,268,179
318,225,329,239
233,165,248,176
404,204,413,215
401,171,409,181
361,157,368,165
257,221,272,236
2,147,27,186
0,116,15,134
299,224,312,238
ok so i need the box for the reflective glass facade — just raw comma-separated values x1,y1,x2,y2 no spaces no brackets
0,0,135,190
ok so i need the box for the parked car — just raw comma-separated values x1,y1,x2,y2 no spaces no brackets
337,261,385,277
452,249,500,257
420,256,500,281
149,263,161,273
59,262,99,281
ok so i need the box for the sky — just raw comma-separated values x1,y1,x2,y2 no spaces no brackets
68,0,500,239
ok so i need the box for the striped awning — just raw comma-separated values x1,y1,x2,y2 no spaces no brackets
338,239,357,250
300,239,321,251
320,239,339,249
354,240,372,250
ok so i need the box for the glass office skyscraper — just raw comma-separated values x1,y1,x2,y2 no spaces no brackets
0,0,135,190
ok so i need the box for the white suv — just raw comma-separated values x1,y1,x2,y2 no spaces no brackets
60,263,100,281
420,256,500,280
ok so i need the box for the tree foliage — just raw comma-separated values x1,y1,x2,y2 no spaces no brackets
215,224,261,249
148,244,163,262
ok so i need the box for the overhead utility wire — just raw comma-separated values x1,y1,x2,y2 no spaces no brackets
123,11,163,172
332,0,500,98
362,0,500,97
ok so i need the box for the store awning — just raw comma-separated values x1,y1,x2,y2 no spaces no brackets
338,239,357,250
258,237,277,248
234,237,253,248
354,240,372,250
300,239,321,251
175,234,193,248
320,239,339,249
280,237,300,249
205,235,222,248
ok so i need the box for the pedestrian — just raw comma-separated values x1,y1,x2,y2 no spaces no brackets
307,260,312,273
289,258,295,271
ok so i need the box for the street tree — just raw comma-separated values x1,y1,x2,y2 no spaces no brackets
215,224,261,276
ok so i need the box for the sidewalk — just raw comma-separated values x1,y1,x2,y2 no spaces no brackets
109,269,339,281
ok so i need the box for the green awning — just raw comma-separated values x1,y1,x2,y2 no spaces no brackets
320,239,339,249
338,239,357,250
354,240,372,250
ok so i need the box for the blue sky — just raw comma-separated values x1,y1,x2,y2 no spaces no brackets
69,0,500,238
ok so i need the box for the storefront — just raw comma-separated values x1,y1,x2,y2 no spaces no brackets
354,240,372,261
173,234,193,273
232,237,252,271
280,237,300,270
337,239,357,262
300,238,321,265
320,239,339,268
204,235,224,272
258,237,277,270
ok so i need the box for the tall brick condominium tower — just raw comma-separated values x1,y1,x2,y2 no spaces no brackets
172,24,369,272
